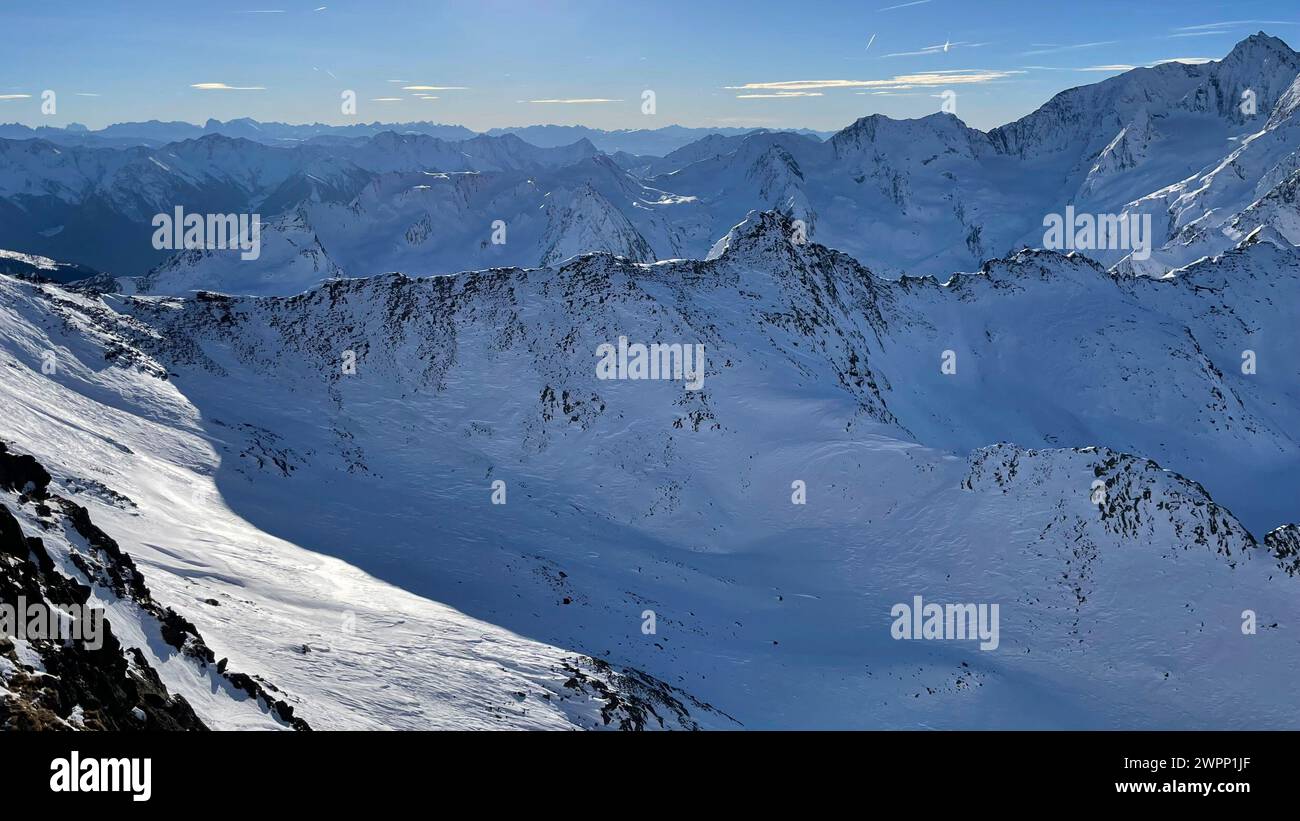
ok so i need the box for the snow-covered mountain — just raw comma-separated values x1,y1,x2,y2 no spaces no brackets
0,118,832,155
2,210,1296,729
648,34,1300,277
129,34,1300,293
0,131,607,275
141,155,712,295
0,249,102,284
4,33,1299,292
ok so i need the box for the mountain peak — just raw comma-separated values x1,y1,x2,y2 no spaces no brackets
1226,31,1295,60
705,209,809,262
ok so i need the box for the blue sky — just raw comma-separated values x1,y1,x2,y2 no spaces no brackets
1,0,1297,132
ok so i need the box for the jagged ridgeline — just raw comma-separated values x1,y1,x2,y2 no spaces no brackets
0,202,1297,729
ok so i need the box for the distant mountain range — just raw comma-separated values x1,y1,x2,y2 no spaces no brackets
0,117,833,156
3,33,1299,287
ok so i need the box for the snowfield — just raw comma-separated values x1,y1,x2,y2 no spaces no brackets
1,207,1297,729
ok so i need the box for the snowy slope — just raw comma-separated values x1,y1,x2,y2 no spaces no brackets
2,210,1296,729
0,278,733,730
1,443,298,730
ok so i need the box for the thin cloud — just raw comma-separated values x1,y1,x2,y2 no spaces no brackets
1174,20,1296,32
725,70,1021,93
401,85,467,91
1028,58,1215,73
191,82,266,91
0,94,32,100
885,41,990,57
527,98,623,104
1021,41,1119,56
370,97,403,102
878,0,930,10
736,92,825,98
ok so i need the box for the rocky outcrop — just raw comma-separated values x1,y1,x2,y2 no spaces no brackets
0,442,309,731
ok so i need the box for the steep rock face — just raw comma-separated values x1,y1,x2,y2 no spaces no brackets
988,34,1300,162
539,184,654,266
1264,524,1300,576
0,442,308,731
1179,33,1300,124
987,63,1202,160
965,444,1262,569
1226,168,1300,244
1115,64,1300,273
1080,108,1159,196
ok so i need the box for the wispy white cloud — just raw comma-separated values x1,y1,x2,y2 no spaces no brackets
736,91,824,98
878,0,930,10
191,82,266,91
725,70,1021,94
1021,41,1118,56
401,85,467,91
370,97,403,102
884,41,990,57
1174,20,1296,32
0,94,32,100
527,98,624,104
1024,58,1210,73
